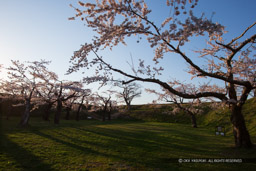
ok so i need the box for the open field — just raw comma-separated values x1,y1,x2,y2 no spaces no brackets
1,118,256,171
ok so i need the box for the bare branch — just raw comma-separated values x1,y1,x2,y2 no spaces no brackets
227,21,256,46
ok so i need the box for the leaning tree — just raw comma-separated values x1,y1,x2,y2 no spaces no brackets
68,0,256,148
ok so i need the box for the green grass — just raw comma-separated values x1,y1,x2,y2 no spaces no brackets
127,98,256,137
1,118,256,171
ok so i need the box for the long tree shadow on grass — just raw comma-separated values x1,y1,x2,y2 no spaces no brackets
32,129,181,170
0,133,55,171
36,125,217,169
33,130,114,158
29,119,145,132
33,130,169,170
49,124,245,169
75,126,216,153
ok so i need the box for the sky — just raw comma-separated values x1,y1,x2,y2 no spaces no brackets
0,0,255,104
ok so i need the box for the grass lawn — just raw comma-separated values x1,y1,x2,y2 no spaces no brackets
0,118,256,171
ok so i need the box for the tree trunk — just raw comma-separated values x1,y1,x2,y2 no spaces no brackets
107,101,112,121
125,100,131,110
54,99,62,124
76,104,83,121
107,107,111,121
190,113,197,128
185,110,197,128
230,105,252,148
127,103,131,110
76,96,85,121
101,103,108,121
175,102,197,128
43,102,53,121
65,107,71,120
20,98,30,126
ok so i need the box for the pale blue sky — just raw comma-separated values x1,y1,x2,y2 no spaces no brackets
0,0,255,104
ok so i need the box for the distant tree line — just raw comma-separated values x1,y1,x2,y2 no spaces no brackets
0,60,141,126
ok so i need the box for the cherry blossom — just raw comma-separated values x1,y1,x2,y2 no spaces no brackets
68,0,256,148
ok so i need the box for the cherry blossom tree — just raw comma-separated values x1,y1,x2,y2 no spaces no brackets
146,82,208,128
3,60,52,126
98,93,111,121
93,91,114,121
108,99,118,120
68,0,256,148
64,95,77,120
53,81,82,124
75,89,91,121
113,81,141,110
32,62,59,121
39,83,58,121
63,84,91,121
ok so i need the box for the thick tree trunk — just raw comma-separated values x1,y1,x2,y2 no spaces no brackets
127,104,131,110
230,105,253,148
54,99,62,124
20,99,30,126
101,104,108,121
125,100,131,110
76,104,83,121
43,102,53,121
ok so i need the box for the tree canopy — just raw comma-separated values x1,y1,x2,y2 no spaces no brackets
68,0,256,148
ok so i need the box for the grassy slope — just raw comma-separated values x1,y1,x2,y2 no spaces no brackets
129,98,256,137
198,98,256,137
1,118,256,171
127,104,192,124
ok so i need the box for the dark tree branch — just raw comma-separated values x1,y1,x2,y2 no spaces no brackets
227,21,256,46
92,50,228,101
